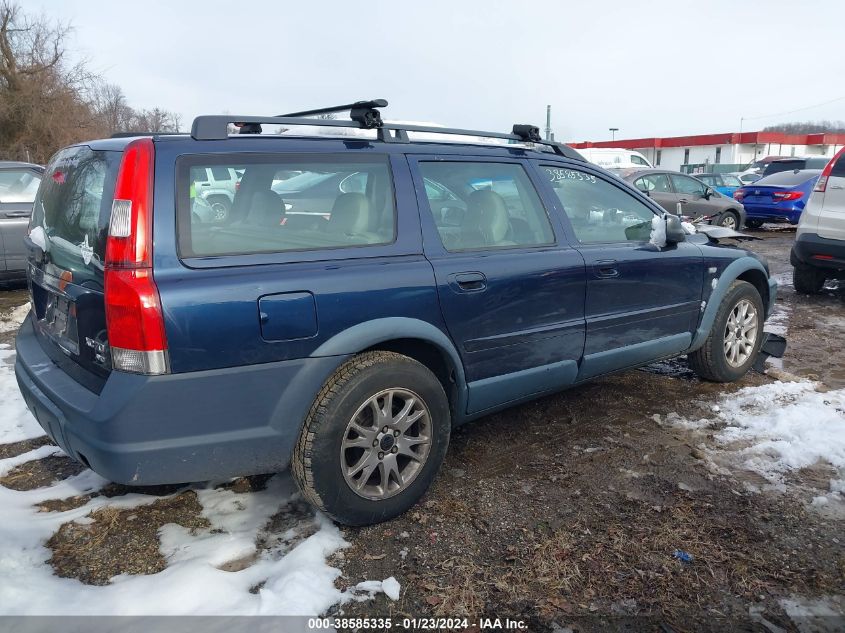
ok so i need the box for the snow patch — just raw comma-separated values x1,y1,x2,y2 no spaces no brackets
0,304,29,333
0,347,387,615
670,381,845,494
0,346,46,443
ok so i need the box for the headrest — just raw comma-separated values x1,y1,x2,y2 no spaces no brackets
466,189,510,244
328,193,370,234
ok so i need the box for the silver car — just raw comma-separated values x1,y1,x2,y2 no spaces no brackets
0,161,43,282
620,168,747,230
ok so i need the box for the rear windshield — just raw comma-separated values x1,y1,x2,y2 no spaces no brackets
178,154,396,258
31,146,121,269
753,169,822,187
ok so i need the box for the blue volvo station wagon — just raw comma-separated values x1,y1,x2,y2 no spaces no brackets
15,100,780,525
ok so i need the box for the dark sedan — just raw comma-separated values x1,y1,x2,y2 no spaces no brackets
618,168,747,229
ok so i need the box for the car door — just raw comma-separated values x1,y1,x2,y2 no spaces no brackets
535,162,704,380
410,156,586,414
670,173,726,219
0,167,42,273
632,172,678,213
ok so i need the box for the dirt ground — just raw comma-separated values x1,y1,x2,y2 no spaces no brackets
1,228,843,631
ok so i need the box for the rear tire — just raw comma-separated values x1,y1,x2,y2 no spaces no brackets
792,263,826,294
688,280,764,382
745,219,764,229
292,351,450,526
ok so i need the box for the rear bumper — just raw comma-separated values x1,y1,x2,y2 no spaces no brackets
791,233,845,272
14,315,345,485
743,204,802,224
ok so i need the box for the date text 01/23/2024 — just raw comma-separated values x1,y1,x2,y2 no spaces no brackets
307,617,528,630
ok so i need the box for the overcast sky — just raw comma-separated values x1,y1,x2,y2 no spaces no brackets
32,0,845,142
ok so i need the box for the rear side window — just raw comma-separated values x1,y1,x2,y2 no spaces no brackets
0,169,41,203
31,146,121,263
635,173,671,193
179,155,396,257
418,161,554,251
831,156,845,178
722,174,742,187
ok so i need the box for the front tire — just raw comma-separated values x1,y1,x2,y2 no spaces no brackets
793,263,826,294
716,211,739,229
292,351,450,526
688,280,765,382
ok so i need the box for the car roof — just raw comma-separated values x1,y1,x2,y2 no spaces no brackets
0,160,44,172
80,132,588,162
617,167,697,180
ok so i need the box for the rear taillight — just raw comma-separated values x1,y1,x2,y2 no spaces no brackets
772,191,804,201
733,190,745,201
104,138,169,375
814,147,845,192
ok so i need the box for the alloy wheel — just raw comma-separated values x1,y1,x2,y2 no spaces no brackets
340,388,432,500
723,298,758,367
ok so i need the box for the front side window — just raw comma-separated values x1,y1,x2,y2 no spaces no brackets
0,169,41,204
179,155,395,257
670,174,707,195
418,162,554,251
544,165,655,244
630,154,649,166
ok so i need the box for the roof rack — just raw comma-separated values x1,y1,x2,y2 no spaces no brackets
190,99,583,160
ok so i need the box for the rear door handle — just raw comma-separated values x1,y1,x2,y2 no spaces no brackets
593,259,619,278
3,211,30,217
450,272,487,293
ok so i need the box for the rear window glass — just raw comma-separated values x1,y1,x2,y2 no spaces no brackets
754,170,822,187
0,169,41,203
31,146,121,263
179,155,396,257
418,161,554,251
764,160,805,176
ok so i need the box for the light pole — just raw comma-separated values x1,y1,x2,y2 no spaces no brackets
609,127,619,142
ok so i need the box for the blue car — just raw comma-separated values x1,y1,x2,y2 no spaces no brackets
15,100,781,525
694,172,743,198
734,170,821,228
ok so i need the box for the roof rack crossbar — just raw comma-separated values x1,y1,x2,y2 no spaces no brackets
190,100,583,160
277,99,388,119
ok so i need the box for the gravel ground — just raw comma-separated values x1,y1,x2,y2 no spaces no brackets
1,227,843,630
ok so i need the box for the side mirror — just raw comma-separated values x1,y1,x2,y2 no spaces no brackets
665,214,686,244
702,187,714,199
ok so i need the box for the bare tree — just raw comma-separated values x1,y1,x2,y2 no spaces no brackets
0,1,182,162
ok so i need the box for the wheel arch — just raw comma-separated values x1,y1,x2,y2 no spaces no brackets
687,257,773,353
311,317,468,423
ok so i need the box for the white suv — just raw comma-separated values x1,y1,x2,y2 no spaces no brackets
791,147,845,293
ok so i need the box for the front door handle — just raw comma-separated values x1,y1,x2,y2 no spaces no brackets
450,271,487,293
593,259,619,278
3,211,30,218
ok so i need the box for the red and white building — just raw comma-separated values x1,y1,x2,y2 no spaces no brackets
568,131,845,171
